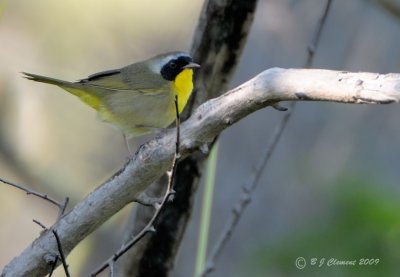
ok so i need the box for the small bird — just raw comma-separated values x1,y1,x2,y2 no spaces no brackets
23,52,200,137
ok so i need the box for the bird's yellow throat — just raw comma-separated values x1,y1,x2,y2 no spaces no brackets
172,68,194,113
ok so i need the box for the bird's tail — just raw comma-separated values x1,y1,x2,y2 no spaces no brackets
22,72,74,87
22,72,102,110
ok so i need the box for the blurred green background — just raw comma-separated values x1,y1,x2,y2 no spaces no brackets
1,0,400,276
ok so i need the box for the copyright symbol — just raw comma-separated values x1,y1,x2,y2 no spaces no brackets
295,257,306,269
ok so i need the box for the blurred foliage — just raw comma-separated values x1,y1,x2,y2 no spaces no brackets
0,1,6,19
372,0,400,19
243,176,400,277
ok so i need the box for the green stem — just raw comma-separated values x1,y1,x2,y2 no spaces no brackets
194,142,219,277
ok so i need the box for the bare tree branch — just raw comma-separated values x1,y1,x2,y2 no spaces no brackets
2,68,399,276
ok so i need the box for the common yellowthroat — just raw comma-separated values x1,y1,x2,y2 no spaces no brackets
23,52,200,136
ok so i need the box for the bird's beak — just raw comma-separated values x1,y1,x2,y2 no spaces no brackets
183,62,200,69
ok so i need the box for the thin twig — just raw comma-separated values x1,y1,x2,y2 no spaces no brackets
1,177,59,207
52,229,71,277
2,177,70,274
89,95,181,277
48,256,59,277
32,220,61,277
202,111,292,276
32,219,47,230
0,177,69,218
58,197,70,218
305,0,334,67
200,1,334,276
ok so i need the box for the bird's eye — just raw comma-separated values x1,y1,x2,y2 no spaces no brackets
169,62,177,69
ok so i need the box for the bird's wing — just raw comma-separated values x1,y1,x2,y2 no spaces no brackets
78,69,131,90
77,63,167,95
